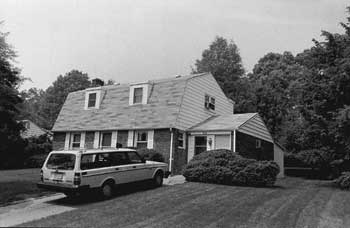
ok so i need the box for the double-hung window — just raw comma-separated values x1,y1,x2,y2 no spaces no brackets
255,139,261,149
204,94,215,111
178,132,185,148
133,87,143,104
87,93,97,108
100,132,112,148
136,131,148,148
71,133,81,149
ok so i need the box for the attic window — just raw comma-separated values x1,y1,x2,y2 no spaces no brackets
133,87,143,104
205,94,215,111
84,90,101,110
129,84,149,105
88,93,97,108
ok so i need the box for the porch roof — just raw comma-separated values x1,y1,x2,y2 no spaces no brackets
189,113,257,131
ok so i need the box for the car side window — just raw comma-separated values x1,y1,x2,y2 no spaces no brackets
80,154,96,170
95,153,112,168
110,152,129,166
127,152,143,164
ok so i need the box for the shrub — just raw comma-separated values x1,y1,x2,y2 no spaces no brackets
24,154,48,168
284,153,307,167
183,149,280,187
333,172,350,190
137,148,165,162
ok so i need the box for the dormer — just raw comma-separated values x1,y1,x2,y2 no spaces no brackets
84,87,102,110
129,82,149,105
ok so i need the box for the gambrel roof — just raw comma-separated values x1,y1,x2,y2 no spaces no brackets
53,73,210,132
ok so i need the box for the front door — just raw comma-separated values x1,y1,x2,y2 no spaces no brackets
194,136,207,155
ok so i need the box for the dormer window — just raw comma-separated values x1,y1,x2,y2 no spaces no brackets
205,94,215,111
88,93,97,108
129,84,149,105
84,89,101,110
133,87,143,104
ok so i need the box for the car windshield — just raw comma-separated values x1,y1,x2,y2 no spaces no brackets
46,153,76,170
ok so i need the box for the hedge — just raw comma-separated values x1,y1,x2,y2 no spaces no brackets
183,149,280,187
333,172,350,190
137,148,165,162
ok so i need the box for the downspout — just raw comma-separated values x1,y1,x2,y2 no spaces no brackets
169,128,174,173
233,130,236,152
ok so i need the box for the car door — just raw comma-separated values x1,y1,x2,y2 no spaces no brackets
125,151,150,182
109,152,133,184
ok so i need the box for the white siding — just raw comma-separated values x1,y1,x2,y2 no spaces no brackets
215,135,231,150
238,114,273,142
188,135,195,162
176,74,234,130
274,144,285,178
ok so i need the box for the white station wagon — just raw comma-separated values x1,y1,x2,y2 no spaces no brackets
37,149,170,198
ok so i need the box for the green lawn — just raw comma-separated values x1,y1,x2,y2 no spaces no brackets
0,168,51,205
21,177,350,228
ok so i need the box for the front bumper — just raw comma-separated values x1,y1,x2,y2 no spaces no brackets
37,182,89,193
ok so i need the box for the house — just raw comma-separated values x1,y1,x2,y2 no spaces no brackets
274,142,285,178
21,119,52,139
52,72,284,175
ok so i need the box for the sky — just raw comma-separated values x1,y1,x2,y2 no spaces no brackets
1,0,349,90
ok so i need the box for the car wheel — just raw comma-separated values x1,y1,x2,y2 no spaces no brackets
64,192,78,198
153,171,163,187
101,182,114,199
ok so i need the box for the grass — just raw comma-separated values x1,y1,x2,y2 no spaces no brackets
0,168,51,205
21,177,350,228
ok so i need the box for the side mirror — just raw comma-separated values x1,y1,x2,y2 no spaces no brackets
141,157,146,163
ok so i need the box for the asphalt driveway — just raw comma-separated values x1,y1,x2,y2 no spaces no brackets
10,177,350,228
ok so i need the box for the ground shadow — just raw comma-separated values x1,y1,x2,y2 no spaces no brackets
47,180,164,207
285,167,329,180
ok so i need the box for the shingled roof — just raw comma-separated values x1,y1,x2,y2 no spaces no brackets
52,73,208,132
189,113,273,142
189,113,257,131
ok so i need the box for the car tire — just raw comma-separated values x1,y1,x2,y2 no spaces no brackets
64,192,75,198
153,171,164,187
101,181,114,199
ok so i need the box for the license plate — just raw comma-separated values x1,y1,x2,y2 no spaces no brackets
52,173,63,181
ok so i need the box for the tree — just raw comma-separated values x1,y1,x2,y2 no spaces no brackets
40,70,91,129
193,36,249,112
18,88,46,127
0,26,26,168
249,52,308,138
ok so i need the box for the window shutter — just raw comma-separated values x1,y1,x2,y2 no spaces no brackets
183,133,186,149
64,132,70,150
129,88,134,105
147,130,154,149
127,130,134,147
93,132,100,149
80,132,86,149
111,131,118,148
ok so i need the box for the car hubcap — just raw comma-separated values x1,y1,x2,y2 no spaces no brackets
103,185,112,197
